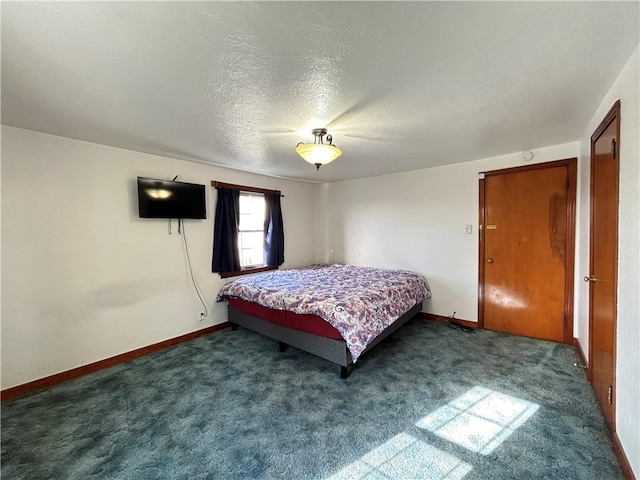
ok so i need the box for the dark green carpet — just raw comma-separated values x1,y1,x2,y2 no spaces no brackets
1,319,621,479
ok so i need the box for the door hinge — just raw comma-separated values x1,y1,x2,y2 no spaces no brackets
608,385,613,405
611,139,616,158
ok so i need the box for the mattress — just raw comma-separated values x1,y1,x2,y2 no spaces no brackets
228,297,343,340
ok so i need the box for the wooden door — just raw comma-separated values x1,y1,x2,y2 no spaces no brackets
479,159,576,343
588,101,619,430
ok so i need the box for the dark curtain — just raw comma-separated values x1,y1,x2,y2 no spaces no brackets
263,193,284,267
212,188,241,273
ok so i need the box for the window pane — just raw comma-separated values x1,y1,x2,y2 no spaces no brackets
239,194,265,230
238,193,266,268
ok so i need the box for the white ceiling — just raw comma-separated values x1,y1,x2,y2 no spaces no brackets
2,2,638,183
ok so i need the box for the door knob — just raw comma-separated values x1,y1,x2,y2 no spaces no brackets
583,275,598,282
487,258,494,263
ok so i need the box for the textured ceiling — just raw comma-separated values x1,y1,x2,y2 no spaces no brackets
2,2,638,183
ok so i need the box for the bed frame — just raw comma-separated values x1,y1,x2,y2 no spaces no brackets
228,302,422,378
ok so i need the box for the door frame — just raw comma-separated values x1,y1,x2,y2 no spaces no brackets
478,158,577,344
587,100,620,387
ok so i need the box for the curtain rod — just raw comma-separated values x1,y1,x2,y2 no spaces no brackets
211,181,283,197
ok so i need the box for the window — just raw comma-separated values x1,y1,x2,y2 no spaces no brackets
211,181,284,278
238,193,265,268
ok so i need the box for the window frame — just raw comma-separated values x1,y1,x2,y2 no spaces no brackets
212,181,282,279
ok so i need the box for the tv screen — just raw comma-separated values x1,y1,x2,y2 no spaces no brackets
137,177,206,219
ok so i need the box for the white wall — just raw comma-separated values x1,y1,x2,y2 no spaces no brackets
315,142,578,322
1,126,316,389
577,45,639,477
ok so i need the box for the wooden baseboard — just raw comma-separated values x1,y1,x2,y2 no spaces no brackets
573,337,589,369
419,312,478,329
612,431,637,480
1,322,231,403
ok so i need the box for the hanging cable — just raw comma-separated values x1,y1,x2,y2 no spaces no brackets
179,219,208,318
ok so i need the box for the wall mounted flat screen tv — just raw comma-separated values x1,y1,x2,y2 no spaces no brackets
137,177,206,219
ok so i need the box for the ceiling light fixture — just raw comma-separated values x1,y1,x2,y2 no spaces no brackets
295,128,342,171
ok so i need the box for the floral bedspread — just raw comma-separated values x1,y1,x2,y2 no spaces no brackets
217,264,431,362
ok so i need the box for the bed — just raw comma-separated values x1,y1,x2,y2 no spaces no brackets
217,264,431,378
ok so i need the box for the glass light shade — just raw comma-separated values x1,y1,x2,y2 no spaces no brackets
295,143,342,165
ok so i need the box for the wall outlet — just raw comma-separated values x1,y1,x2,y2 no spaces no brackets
199,312,206,321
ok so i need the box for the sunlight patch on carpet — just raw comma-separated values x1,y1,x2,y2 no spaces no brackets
326,432,472,480
415,386,539,455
